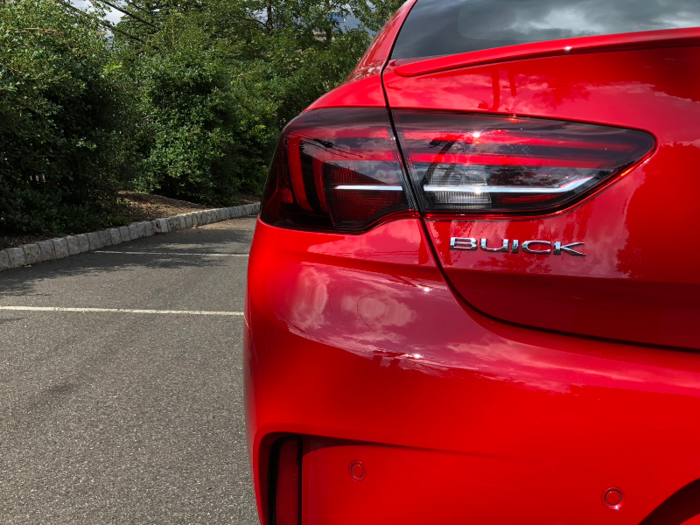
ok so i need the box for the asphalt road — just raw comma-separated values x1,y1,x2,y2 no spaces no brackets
0,218,259,524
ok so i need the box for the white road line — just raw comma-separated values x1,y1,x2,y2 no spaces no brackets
95,251,249,257
0,306,244,316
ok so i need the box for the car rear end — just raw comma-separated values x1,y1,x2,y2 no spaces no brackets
245,1,700,523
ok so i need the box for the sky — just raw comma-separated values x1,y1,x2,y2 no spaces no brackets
70,1,361,31
70,0,124,25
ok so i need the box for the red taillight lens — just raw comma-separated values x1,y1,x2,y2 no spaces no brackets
270,437,302,525
393,111,656,214
261,108,412,232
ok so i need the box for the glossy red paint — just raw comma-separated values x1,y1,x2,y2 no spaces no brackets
246,218,700,524
245,18,700,525
304,75,386,111
392,27,700,77
345,0,417,83
305,0,417,112
385,43,700,349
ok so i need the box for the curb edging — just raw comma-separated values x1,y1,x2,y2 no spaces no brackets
0,203,259,271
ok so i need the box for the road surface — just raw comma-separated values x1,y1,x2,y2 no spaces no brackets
0,217,259,524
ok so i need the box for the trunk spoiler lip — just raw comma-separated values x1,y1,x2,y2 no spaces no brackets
392,27,700,78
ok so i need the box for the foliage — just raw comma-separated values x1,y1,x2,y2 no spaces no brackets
131,27,242,204
0,0,401,233
350,0,406,32
0,0,138,235
109,0,379,203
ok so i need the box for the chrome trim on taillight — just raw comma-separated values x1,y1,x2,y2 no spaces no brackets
334,185,404,191
423,177,593,194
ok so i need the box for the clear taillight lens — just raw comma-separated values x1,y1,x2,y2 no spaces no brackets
261,108,412,232
393,111,656,214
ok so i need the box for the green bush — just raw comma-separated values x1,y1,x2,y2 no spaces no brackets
0,0,402,234
0,0,138,235
131,20,271,205
115,0,377,205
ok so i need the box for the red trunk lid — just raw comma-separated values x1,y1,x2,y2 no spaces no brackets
385,37,700,349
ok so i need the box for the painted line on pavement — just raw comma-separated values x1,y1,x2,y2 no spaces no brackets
0,306,244,316
95,251,249,257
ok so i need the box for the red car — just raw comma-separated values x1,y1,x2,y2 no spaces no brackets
244,1,700,523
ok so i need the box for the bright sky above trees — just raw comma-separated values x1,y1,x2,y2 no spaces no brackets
70,0,123,24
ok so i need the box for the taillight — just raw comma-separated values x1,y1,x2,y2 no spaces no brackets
393,111,656,214
269,437,302,525
260,108,413,232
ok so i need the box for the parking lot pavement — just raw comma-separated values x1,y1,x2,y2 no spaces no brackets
0,218,259,524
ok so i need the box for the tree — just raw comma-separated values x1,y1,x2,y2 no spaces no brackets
105,0,378,204
0,0,403,233
0,0,139,234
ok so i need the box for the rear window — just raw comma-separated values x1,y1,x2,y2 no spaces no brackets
392,0,700,60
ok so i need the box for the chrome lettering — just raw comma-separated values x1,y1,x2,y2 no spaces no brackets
450,238,585,257
450,237,477,250
480,238,509,252
554,242,585,257
521,240,552,254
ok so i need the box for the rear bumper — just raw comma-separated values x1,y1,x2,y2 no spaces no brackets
244,217,700,525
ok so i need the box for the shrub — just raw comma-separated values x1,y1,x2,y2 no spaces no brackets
116,0,375,205
132,22,249,206
0,0,138,235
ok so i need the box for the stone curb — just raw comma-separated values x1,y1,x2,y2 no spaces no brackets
0,203,260,271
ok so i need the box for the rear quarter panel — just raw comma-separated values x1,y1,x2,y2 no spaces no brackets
245,218,700,525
